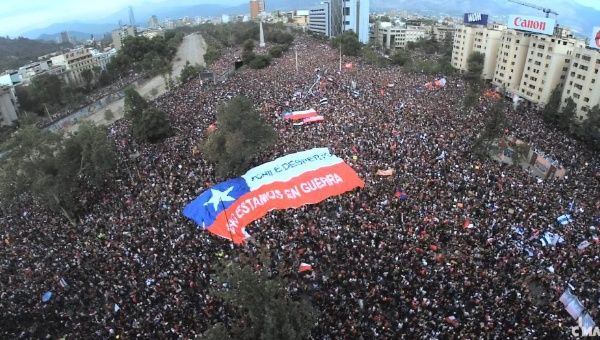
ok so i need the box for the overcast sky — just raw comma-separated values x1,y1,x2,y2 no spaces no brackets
0,0,247,36
1,0,599,37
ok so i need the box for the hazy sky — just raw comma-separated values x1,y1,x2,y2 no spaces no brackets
0,0,247,36
1,0,599,37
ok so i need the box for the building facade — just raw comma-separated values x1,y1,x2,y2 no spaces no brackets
308,6,330,37
517,34,583,105
342,0,370,44
111,26,137,50
452,25,481,71
375,23,429,51
472,24,506,80
561,47,600,120
493,29,533,94
0,86,18,126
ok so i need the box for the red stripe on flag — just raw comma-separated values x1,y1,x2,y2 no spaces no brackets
208,162,364,244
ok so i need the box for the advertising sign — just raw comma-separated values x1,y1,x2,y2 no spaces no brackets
590,27,600,49
463,13,489,25
508,15,555,35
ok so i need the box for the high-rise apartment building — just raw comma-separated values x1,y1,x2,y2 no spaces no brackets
493,30,533,94
472,24,506,80
111,26,137,50
517,34,584,105
561,47,600,120
148,15,160,29
250,0,263,19
451,25,481,71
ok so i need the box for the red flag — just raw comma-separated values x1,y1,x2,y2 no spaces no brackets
463,219,474,229
380,88,385,96
344,63,353,69
298,263,313,273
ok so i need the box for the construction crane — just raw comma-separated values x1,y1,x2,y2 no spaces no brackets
507,0,558,18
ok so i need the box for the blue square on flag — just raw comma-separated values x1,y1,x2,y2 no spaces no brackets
557,214,573,225
183,178,249,229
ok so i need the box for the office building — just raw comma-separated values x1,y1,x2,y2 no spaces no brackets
59,31,71,44
561,47,600,120
250,0,264,19
375,23,429,51
311,0,372,41
50,48,96,84
308,6,331,36
342,0,370,44
148,15,160,29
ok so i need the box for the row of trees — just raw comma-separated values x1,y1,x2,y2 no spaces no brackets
0,123,116,221
543,87,600,149
388,35,455,75
16,72,99,116
204,253,317,339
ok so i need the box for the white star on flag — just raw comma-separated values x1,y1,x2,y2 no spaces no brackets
204,186,236,211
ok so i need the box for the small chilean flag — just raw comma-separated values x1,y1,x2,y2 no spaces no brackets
463,219,474,229
298,263,313,273
283,109,318,121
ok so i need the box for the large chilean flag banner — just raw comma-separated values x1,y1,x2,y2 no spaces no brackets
183,148,365,244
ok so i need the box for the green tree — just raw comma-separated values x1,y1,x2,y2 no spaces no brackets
29,74,64,111
391,50,410,66
463,88,480,111
578,105,600,149
362,46,388,66
180,61,204,83
81,68,95,90
104,109,115,121
123,88,148,119
559,97,577,132
132,107,171,143
331,31,362,56
542,86,562,125
0,123,116,221
203,96,276,177
466,52,485,82
204,254,317,340
248,54,271,69
243,39,255,52
473,102,508,158
269,45,285,58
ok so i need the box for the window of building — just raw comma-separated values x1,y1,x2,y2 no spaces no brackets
573,93,580,99
575,84,583,90
580,65,589,71
584,97,590,102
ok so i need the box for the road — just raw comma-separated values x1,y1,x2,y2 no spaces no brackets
63,33,207,133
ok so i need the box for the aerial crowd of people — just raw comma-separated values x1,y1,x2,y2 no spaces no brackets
1,33,599,338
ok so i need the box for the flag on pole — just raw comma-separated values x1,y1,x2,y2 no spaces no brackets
319,98,329,106
298,263,313,273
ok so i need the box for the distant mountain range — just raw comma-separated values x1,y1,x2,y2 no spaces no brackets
22,0,600,41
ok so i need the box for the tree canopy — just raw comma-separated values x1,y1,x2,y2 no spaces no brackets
331,31,362,56
132,107,171,143
0,123,116,220
203,96,276,177
204,254,317,340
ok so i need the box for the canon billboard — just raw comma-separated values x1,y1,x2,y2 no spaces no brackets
590,27,600,49
507,15,556,35
463,13,489,25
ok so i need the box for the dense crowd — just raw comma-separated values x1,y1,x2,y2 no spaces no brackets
1,34,599,338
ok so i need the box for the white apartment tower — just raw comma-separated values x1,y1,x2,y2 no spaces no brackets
561,47,600,120
517,34,584,105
